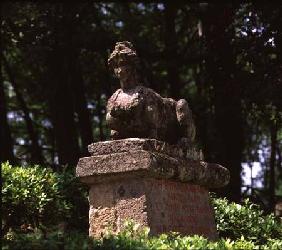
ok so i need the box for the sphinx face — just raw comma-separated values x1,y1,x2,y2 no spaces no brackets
114,64,136,89
114,65,130,80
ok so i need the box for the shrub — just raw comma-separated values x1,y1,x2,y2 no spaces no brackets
2,228,96,250
2,162,70,233
56,165,89,231
3,221,282,250
212,195,282,244
2,162,89,233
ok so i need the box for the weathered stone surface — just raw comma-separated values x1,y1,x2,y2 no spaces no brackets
88,178,218,240
88,138,202,160
77,140,229,189
106,41,195,147
77,150,153,178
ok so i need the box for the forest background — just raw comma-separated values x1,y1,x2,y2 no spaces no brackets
1,2,281,212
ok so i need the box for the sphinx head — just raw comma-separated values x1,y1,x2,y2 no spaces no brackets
108,41,141,90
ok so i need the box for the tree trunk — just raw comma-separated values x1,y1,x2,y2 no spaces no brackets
201,4,243,202
97,94,105,141
46,48,80,166
164,2,181,98
269,120,277,211
69,50,93,155
44,4,84,166
49,48,80,165
0,70,16,164
194,63,213,162
2,55,44,164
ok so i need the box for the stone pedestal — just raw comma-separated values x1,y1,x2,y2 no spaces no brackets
76,138,229,240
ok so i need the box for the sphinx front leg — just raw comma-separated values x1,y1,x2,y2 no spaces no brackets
176,99,196,142
111,130,122,140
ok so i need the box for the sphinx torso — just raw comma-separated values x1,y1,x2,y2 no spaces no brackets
106,85,186,144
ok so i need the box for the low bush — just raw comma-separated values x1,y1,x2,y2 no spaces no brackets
212,195,282,244
2,162,282,249
56,166,89,231
2,162,69,233
3,221,282,250
1,162,88,234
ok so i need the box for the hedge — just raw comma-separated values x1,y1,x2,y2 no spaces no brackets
3,221,282,250
2,162,282,249
1,162,88,234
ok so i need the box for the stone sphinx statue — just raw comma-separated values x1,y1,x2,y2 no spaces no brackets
77,41,230,239
106,41,196,147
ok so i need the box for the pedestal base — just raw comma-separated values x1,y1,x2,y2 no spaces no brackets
89,177,218,240
76,139,229,240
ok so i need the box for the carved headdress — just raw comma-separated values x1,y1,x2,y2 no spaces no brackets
108,41,140,70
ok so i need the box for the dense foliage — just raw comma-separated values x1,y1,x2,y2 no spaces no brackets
2,163,281,249
1,162,88,234
3,221,282,250
2,162,69,233
212,195,282,244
